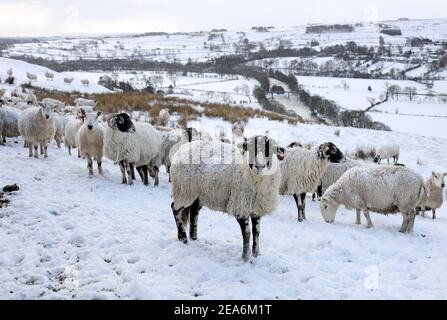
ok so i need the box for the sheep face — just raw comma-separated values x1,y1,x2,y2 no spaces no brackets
39,103,54,119
373,155,381,163
318,142,344,163
110,113,136,133
432,172,446,189
82,109,102,131
320,196,338,223
238,135,283,176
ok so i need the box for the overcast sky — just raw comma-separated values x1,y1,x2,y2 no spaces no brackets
0,0,445,37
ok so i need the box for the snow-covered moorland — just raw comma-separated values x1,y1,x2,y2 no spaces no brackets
1,117,446,299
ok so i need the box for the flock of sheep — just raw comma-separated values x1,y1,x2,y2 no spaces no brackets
1,88,446,261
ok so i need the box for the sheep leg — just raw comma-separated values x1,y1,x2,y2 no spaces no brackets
168,165,172,183
171,202,188,243
189,199,200,241
421,209,426,218
43,144,48,158
406,210,416,233
68,146,71,156
56,139,61,148
355,209,361,225
131,166,136,180
236,216,251,261
119,161,127,184
153,166,159,186
2,136,5,143
77,148,81,158
86,154,93,175
312,193,316,202
136,166,144,181
399,213,410,233
300,193,306,220
28,143,33,157
293,194,304,222
126,162,134,185
97,158,103,175
432,209,436,220
364,209,374,228
39,143,44,155
33,144,39,158
317,185,323,199
251,217,261,257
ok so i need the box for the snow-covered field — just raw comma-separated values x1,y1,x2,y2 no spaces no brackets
1,117,446,299
0,58,110,95
296,76,443,110
62,70,262,108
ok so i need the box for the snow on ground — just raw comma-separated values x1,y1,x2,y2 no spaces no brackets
0,58,110,95
368,111,447,140
62,70,262,108
296,76,438,111
1,117,446,299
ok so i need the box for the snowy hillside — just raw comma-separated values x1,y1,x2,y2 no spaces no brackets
1,118,446,299
0,57,110,95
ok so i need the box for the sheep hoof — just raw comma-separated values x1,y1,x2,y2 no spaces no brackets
178,236,188,244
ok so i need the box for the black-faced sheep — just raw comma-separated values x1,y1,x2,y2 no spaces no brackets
103,113,162,186
170,136,284,261
279,142,344,221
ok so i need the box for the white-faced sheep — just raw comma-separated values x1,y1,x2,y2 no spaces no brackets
45,71,54,81
64,115,84,157
42,98,65,110
25,93,37,105
320,166,426,233
26,72,37,82
158,108,170,127
53,115,68,148
279,142,344,221
374,144,400,164
75,109,104,176
80,79,90,87
153,127,184,182
64,77,74,85
74,97,96,108
417,172,446,219
314,159,360,200
18,103,56,158
0,100,20,144
103,113,162,186
170,136,285,261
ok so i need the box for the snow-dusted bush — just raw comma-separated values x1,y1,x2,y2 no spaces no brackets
18,103,56,158
75,109,104,176
26,72,37,82
320,166,426,233
170,136,284,260
280,142,344,221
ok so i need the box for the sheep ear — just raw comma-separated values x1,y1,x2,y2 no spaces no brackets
432,171,436,177
80,108,86,116
444,173,447,177
96,111,102,118
237,141,248,154
276,147,285,161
